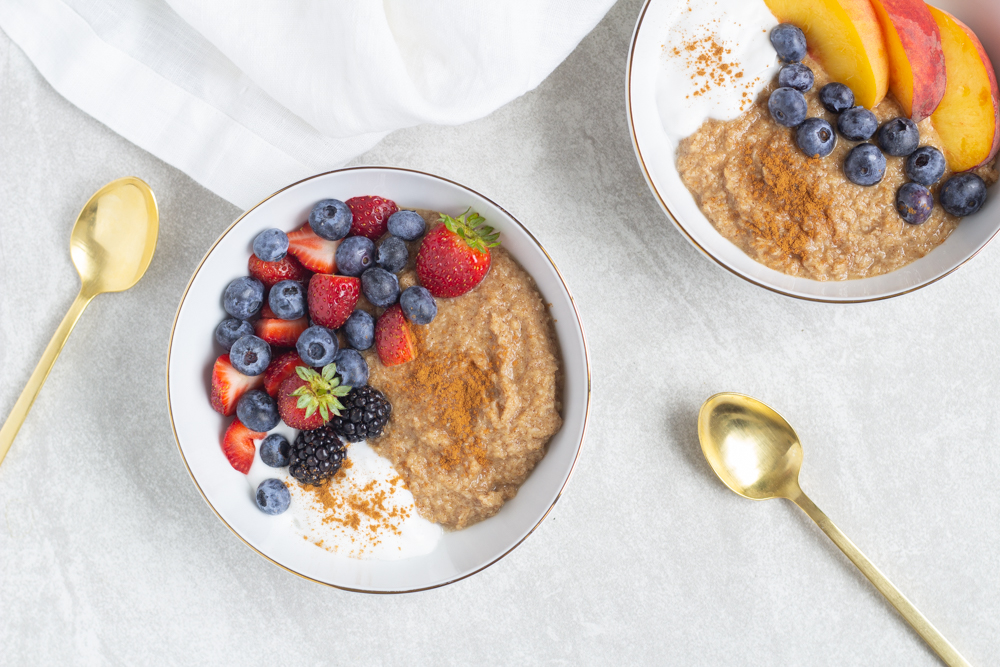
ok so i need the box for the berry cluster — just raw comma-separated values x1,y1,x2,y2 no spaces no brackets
208,195,501,512
767,23,988,225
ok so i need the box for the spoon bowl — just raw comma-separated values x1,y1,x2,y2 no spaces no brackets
698,392,970,667
0,177,158,465
698,393,803,500
71,177,159,295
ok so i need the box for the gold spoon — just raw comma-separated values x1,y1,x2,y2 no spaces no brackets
0,177,158,466
698,393,970,667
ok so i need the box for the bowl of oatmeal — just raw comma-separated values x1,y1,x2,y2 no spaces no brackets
628,0,1000,302
167,167,590,592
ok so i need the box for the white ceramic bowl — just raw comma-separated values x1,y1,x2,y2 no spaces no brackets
167,167,591,592
627,0,1000,302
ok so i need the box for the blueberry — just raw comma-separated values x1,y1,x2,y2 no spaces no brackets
296,326,338,366
904,146,946,186
876,117,920,157
260,434,291,468
399,286,437,325
223,276,265,320
770,23,807,62
255,479,290,515
819,83,854,114
361,268,400,308
777,63,813,92
308,199,352,241
387,210,426,241
342,310,374,350
795,118,837,158
377,236,409,273
253,228,288,262
334,349,369,388
236,389,280,432
895,183,934,225
230,335,271,376
215,318,254,350
940,173,988,217
335,236,376,276
836,106,878,141
767,87,808,127
268,280,306,320
843,144,887,186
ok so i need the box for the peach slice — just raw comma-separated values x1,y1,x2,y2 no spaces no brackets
764,0,889,109
869,0,946,121
928,6,1000,171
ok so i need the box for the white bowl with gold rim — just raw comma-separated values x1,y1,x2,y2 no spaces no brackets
166,167,590,592
627,0,1000,303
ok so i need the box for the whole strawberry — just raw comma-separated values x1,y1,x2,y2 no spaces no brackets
416,209,499,298
347,196,398,241
277,363,351,430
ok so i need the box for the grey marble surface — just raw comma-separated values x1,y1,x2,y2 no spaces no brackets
1,1,999,664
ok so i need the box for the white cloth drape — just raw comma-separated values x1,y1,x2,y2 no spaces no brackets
0,0,615,208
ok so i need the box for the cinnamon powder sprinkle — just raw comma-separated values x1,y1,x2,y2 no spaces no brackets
291,455,415,559
664,14,759,110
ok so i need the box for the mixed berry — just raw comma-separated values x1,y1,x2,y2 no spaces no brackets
207,195,500,516
766,23,989,224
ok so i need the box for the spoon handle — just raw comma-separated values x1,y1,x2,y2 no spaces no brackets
791,490,971,667
0,289,95,467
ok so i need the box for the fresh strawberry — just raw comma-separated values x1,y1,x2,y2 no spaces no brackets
346,196,398,241
259,302,277,319
255,316,309,347
415,209,499,297
263,350,309,396
222,418,264,473
308,274,360,329
287,223,340,273
210,354,265,415
375,304,417,366
277,365,350,430
248,253,309,288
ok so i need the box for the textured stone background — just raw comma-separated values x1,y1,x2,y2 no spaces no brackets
1,1,998,664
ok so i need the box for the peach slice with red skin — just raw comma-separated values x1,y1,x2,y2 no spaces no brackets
869,0,946,121
928,5,1000,172
764,0,889,109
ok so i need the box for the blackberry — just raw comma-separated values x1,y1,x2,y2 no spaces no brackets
288,424,346,486
329,386,392,442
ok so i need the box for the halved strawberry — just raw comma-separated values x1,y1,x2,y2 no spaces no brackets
277,366,350,430
287,223,340,273
222,418,264,473
259,302,277,319
248,253,309,288
210,354,265,415
255,316,309,347
308,274,360,329
263,350,309,396
416,209,498,297
347,196,398,241
375,304,417,366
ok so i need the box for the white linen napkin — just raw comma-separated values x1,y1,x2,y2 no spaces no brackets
0,0,615,208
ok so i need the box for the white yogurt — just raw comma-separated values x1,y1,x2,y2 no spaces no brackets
246,427,442,560
656,0,778,145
